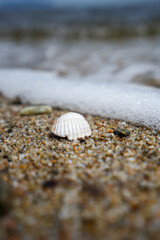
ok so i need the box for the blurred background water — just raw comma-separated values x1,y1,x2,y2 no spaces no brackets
0,0,160,86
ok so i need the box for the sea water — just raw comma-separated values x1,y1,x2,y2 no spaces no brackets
0,2,160,129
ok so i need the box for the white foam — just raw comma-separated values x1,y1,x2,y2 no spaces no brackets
0,69,160,129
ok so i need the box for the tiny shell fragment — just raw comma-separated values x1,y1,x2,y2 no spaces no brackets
51,112,91,140
20,106,52,115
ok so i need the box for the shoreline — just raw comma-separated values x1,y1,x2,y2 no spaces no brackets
1,69,160,130
0,95,160,240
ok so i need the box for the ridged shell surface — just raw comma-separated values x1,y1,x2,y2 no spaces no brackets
51,112,91,140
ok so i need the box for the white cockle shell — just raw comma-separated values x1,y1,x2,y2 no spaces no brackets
51,112,91,140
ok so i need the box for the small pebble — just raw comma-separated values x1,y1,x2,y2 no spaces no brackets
113,128,130,138
20,105,52,115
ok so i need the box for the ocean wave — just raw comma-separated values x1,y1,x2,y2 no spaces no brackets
0,37,160,88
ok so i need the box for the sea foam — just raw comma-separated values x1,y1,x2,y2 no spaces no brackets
0,69,160,129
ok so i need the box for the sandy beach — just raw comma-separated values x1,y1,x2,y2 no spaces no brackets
0,94,160,240
0,1,160,239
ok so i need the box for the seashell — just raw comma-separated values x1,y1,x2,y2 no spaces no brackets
51,112,91,140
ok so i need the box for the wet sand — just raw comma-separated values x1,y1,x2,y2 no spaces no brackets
0,95,160,240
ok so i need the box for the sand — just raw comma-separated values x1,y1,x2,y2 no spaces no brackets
0,95,160,240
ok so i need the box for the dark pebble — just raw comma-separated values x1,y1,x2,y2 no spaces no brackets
113,128,130,138
8,128,13,133
42,180,58,189
12,97,22,105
